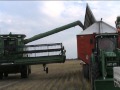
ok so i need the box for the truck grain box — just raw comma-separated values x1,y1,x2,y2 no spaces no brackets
77,21,117,64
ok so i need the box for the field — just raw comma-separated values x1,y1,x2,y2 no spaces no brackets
0,60,90,90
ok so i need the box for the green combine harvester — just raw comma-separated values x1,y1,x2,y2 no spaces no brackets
0,20,83,79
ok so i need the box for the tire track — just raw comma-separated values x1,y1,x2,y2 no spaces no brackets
0,80,20,90
0,69,39,89
80,69,86,90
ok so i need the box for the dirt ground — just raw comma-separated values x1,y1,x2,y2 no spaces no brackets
0,60,90,90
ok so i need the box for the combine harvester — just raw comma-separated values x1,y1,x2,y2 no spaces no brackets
77,4,120,90
0,19,84,79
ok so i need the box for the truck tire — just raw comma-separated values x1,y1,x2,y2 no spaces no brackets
0,73,3,79
83,64,89,80
90,61,100,90
21,65,28,78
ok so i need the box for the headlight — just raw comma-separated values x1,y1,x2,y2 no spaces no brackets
107,63,112,66
113,63,117,66
107,63,117,66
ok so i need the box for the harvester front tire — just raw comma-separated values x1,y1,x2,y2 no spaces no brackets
0,73,3,79
46,67,48,74
28,65,31,74
4,73,8,77
21,65,28,78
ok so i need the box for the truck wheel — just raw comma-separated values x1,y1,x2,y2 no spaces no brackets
21,65,28,78
0,73,3,79
4,73,8,77
90,62,100,90
83,64,89,80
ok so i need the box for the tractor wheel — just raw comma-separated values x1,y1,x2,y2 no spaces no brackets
4,73,8,77
0,73,3,79
90,61,100,90
83,64,89,80
21,65,29,78
46,67,48,74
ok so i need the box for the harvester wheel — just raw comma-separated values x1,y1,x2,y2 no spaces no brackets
4,73,8,77
28,67,31,74
90,62,100,90
0,73,3,79
21,65,28,78
83,64,89,80
46,67,48,74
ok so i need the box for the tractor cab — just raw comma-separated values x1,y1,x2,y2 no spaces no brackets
94,34,119,77
95,34,118,52
90,34,120,90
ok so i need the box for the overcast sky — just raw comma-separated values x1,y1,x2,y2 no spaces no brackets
0,1,120,58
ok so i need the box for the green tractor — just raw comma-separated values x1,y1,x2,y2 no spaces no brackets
89,33,120,90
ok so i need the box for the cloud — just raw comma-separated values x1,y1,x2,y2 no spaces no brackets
40,1,65,18
38,1,85,23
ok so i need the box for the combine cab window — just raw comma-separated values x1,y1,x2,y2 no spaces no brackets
4,38,16,55
98,37,117,52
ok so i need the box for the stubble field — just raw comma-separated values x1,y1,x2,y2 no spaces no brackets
0,60,90,90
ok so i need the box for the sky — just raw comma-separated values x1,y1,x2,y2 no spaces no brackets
0,1,120,59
